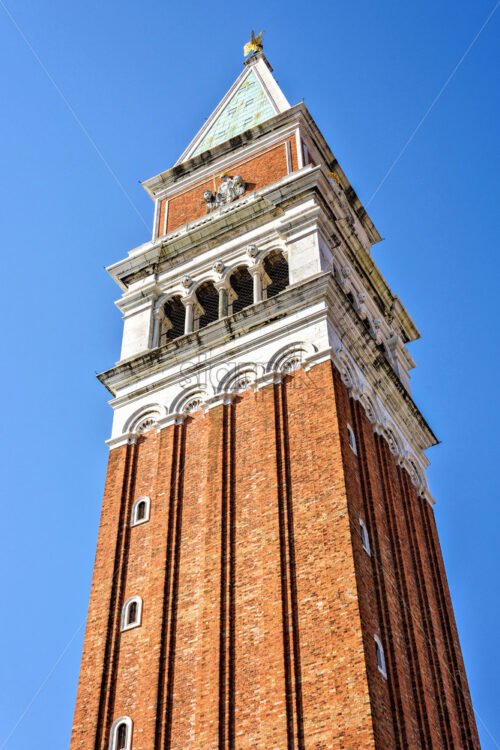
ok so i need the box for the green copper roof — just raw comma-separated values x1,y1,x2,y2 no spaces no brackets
191,70,276,157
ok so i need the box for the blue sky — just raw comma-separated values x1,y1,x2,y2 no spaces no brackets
0,1,498,747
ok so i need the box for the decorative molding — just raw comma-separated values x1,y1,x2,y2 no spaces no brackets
137,418,156,434
123,405,166,436
170,387,210,417
330,345,433,504
106,433,135,450
109,333,434,505
218,364,260,395
107,265,434,506
183,396,205,414
267,341,316,374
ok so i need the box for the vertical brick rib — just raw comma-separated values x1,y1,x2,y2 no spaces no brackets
154,424,179,749
218,403,236,750
376,435,431,747
350,401,406,749
398,467,452,748
164,421,186,750
94,440,138,750
419,497,476,748
154,422,186,750
228,404,237,749
281,381,305,749
218,405,229,750
274,380,305,750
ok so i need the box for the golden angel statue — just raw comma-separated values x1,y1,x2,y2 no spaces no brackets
244,30,264,57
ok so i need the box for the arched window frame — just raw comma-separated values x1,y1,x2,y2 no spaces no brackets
262,250,289,299
374,634,387,678
359,518,371,555
195,280,219,330
131,496,150,527
121,596,142,632
347,423,357,455
229,265,254,314
158,295,186,346
109,716,133,750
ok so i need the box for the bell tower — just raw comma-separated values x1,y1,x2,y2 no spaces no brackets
70,46,480,750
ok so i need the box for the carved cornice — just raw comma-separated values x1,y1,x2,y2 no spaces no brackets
105,337,434,506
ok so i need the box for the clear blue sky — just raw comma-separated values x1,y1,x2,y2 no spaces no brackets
0,1,498,747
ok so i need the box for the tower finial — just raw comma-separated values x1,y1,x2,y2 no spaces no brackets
243,29,264,57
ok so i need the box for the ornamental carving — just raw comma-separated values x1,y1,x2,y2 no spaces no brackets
204,174,246,213
212,260,225,275
137,418,156,434
183,397,204,414
282,356,302,373
232,373,255,393
246,244,258,258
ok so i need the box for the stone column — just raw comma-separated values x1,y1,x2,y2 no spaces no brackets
184,301,194,334
151,308,162,348
252,271,263,304
218,287,228,318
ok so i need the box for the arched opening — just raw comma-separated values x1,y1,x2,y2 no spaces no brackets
121,596,142,631
131,496,150,527
229,266,253,314
263,251,289,298
196,281,219,329
160,296,185,345
109,717,132,750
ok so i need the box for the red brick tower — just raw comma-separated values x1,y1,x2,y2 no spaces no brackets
70,49,480,750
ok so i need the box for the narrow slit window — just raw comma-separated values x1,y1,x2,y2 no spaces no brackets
374,635,387,678
347,424,357,455
117,724,127,750
127,601,138,626
359,518,371,555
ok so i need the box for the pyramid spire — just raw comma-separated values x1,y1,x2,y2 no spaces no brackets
176,52,290,164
